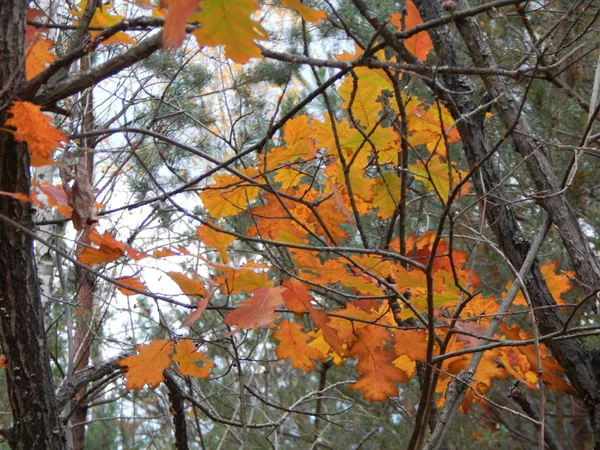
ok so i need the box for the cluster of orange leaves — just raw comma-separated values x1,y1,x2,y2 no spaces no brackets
1,0,577,409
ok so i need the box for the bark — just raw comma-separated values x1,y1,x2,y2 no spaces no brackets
71,55,98,450
0,1,66,448
451,0,600,300
164,372,190,450
411,0,600,446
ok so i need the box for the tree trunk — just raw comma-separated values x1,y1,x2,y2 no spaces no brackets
0,1,66,448
413,0,600,446
71,55,98,450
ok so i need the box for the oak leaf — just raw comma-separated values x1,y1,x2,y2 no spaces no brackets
280,0,326,22
6,101,67,166
410,157,470,201
181,282,218,327
211,262,273,294
391,1,433,61
349,325,409,401
152,247,180,258
33,182,73,217
192,0,268,63
167,272,207,299
196,224,236,263
71,1,135,45
26,9,47,45
281,279,343,353
200,170,260,218
117,340,174,389
273,320,325,372
172,340,215,378
116,277,147,296
78,229,126,266
26,39,56,80
224,286,286,333
162,0,201,48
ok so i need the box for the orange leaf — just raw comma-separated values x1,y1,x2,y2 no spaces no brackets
162,0,201,48
264,115,316,169
224,286,286,333
393,329,428,363
172,340,215,378
199,170,261,218
116,277,147,296
117,340,174,389
196,225,236,263
210,261,273,294
181,283,217,327
273,320,325,372
280,0,326,22
5,101,67,166
192,0,268,63
0,354,6,369
77,229,128,266
152,247,180,258
281,278,313,314
167,272,207,298
0,190,39,206
282,279,343,353
391,1,433,61
26,39,56,80
349,326,409,401
78,246,123,266
34,182,73,217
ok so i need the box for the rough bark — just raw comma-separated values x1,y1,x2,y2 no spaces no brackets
0,1,67,448
412,0,600,446
451,0,600,301
164,372,190,450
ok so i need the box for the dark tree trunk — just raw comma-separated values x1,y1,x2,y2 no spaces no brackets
413,0,600,446
0,1,66,448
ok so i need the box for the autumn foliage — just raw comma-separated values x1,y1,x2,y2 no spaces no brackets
2,0,575,408
3,0,599,448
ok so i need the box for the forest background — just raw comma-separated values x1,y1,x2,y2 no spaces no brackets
1,0,600,449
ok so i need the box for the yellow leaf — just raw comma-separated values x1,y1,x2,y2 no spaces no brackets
117,340,174,389
410,157,470,201
372,172,401,219
71,1,135,45
192,0,268,63
200,170,260,218
264,115,316,168
172,340,215,378
280,0,326,22
212,262,273,294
